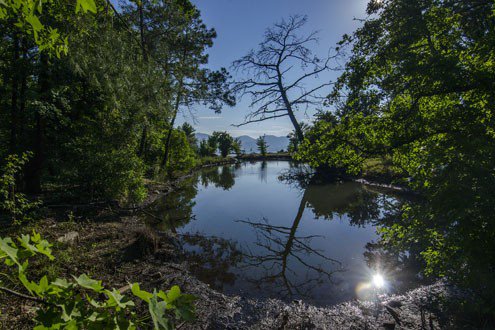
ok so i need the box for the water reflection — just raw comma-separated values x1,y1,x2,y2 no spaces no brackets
236,191,344,300
259,161,268,183
181,233,242,290
200,165,237,190
147,161,420,305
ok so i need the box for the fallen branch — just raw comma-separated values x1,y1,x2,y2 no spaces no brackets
0,285,54,306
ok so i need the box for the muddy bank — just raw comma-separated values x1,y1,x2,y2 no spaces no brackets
0,212,466,329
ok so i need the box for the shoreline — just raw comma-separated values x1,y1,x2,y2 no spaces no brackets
0,158,454,329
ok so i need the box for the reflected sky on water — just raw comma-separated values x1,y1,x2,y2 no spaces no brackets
148,161,420,306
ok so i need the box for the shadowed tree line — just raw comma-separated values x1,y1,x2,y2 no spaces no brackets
0,0,234,207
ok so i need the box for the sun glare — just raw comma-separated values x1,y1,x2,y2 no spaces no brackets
372,274,385,288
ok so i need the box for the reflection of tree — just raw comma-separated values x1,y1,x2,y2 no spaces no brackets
279,166,405,227
180,233,243,291
147,176,198,231
363,239,427,292
304,184,383,227
258,161,267,183
237,192,343,300
200,165,236,190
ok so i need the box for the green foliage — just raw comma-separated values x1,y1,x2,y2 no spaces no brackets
0,153,41,224
165,130,197,174
199,135,219,158
198,140,212,158
256,136,268,156
0,232,195,329
61,139,148,203
232,138,242,156
297,0,495,303
180,123,198,153
0,0,97,56
0,0,232,203
212,131,235,158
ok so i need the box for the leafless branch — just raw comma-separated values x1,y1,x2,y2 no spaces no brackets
231,15,338,141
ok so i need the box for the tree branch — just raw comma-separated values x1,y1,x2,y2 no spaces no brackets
0,286,54,306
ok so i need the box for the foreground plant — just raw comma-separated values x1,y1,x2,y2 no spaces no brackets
0,232,195,329
0,153,41,225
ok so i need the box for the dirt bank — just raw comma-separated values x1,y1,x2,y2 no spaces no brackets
0,210,465,329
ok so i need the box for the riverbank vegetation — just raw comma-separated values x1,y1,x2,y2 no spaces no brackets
1,0,494,328
295,0,495,324
0,0,234,206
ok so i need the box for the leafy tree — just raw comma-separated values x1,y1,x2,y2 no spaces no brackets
198,140,213,157
212,131,235,158
297,0,495,308
198,135,219,158
0,0,97,56
165,129,197,174
0,153,40,224
232,137,243,156
181,122,198,152
0,0,229,203
122,0,235,169
256,136,268,156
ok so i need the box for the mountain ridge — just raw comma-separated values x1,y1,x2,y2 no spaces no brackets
195,133,289,153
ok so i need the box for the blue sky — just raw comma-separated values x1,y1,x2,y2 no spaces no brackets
176,1,370,137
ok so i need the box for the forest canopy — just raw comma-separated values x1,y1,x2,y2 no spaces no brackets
0,0,234,203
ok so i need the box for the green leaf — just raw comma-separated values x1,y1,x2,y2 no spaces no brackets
18,234,37,254
35,275,49,296
76,0,97,13
166,285,181,303
26,14,43,32
105,289,135,309
31,231,41,243
35,239,54,260
130,283,153,303
0,237,19,266
52,278,71,289
148,292,171,330
73,274,104,292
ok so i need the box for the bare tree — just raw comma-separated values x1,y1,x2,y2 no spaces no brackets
232,15,336,142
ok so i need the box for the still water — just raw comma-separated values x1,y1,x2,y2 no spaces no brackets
148,161,419,306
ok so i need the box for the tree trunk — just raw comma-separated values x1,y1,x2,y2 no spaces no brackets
136,0,149,158
25,54,49,194
161,78,183,168
280,191,307,292
277,70,304,142
138,0,147,61
18,38,28,147
9,32,20,153
138,125,147,157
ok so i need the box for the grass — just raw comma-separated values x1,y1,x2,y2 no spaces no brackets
361,156,401,182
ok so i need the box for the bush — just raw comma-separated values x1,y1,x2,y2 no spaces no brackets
0,232,195,329
0,153,41,224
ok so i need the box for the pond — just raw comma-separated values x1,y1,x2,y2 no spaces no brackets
148,161,422,306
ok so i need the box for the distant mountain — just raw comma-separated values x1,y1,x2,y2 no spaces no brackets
263,135,290,153
236,135,257,153
195,133,210,142
195,133,289,154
